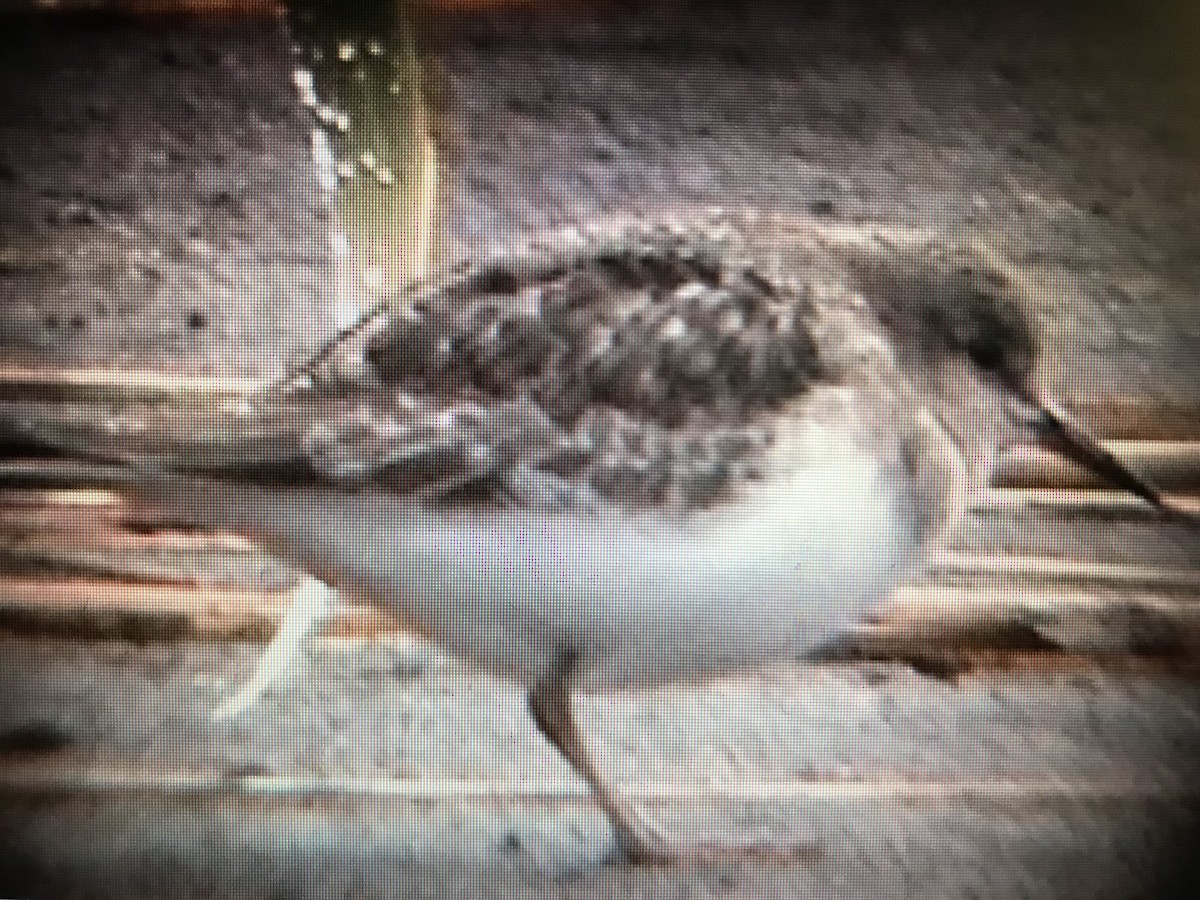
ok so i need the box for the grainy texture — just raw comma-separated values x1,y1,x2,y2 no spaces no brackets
435,0,1200,407
0,14,337,375
1,0,1199,896
5,214,1049,524
1,636,1199,897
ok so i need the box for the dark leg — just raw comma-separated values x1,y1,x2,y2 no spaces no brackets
527,650,669,864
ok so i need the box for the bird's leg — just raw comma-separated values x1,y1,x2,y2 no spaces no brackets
527,650,669,865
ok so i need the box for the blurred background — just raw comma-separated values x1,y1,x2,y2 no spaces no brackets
0,1,1198,897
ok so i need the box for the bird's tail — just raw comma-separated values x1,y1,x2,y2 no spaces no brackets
0,387,339,719
0,388,315,530
0,399,148,489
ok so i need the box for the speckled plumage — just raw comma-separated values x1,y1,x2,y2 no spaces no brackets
288,214,842,511
164,212,956,518
20,212,1036,523
9,210,1166,863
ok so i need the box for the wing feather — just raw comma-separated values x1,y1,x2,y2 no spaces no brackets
10,214,857,512
281,215,833,508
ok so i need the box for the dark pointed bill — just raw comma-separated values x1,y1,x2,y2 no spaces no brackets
1032,397,1164,508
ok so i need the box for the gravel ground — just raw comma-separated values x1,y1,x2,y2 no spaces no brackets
2,635,1199,898
0,1,1198,398
0,13,337,375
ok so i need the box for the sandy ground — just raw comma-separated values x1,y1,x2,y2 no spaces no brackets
0,13,338,374
1,2,1199,397
2,635,1199,898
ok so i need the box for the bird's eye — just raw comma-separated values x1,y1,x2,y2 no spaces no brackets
966,334,1005,371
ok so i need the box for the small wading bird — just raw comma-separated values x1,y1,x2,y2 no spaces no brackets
3,211,1168,863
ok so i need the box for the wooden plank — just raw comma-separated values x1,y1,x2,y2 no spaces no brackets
1,483,1198,659
0,763,1194,805
993,442,1200,492
2,390,1198,663
0,528,293,588
864,585,1200,655
0,576,287,641
980,488,1200,517
0,487,121,509
1,567,1197,663
0,366,259,402
1075,399,1200,439
929,552,1200,591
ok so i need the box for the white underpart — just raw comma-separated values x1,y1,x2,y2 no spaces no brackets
191,407,927,694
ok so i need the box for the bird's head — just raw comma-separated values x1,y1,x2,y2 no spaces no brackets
841,232,1164,508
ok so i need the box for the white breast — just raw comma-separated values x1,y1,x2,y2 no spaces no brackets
209,398,948,692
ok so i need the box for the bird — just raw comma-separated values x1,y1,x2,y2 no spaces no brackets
2,209,1168,864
